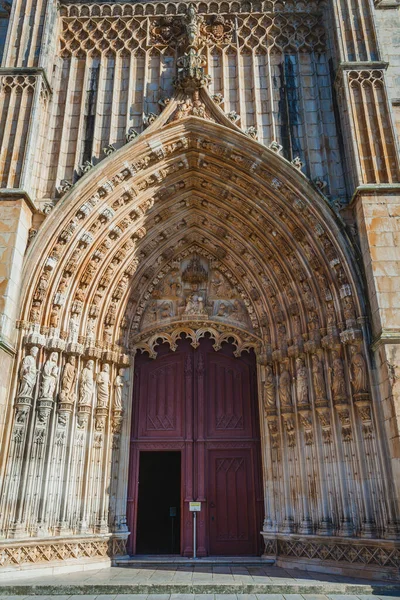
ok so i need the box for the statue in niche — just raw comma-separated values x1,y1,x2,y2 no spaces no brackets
350,346,368,394
312,354,326,401
79,360,94,407
68,314,80,342
60,356,77,403
39,352,59,400
296,358,309,406
292,314,302,337
114,369,125,411
17,346,39,400
263,365,276,410
97,364,111,408
326,302,337,327
185,293,206,315
343,296,356,322
279,367,292,409
50,305,60,328
330,351,347,402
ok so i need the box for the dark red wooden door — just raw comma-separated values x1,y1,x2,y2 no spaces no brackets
127,336,263,556
208,449,257,555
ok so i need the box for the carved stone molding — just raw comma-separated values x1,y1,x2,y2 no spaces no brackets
131,321,261,359
262,534,400,578
0,535,127,569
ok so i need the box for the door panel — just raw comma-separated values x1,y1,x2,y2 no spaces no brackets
205,351,253,438
137,351,184,439
208,448,256,555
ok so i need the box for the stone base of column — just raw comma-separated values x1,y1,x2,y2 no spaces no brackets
261,532,400,580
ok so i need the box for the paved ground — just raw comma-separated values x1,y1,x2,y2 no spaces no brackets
0,566,399,596
0,595,400,600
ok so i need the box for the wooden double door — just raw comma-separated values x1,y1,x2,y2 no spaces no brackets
127,336,263,556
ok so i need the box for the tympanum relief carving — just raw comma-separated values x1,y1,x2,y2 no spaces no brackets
140,254,251,332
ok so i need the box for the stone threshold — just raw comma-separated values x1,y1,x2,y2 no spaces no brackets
115,557,275,567
1,582,400,595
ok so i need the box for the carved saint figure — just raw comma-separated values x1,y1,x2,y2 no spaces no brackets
97,364,111,408
331,351,347,402
350,346,368,394
185,294,206,315
279,367,292,408
17,346,39,400
39,352,59,400
263,365,275,410
114,369,125,411
60,356,77,403
79,360,94,407
312,354,326,400
296,358,309,406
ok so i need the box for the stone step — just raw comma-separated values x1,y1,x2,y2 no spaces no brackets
115,556,276,568
1,582,400,595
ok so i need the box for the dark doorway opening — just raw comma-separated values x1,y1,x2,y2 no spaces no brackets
136,451,181,554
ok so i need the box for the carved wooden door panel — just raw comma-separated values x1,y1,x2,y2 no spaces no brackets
208,449,257,555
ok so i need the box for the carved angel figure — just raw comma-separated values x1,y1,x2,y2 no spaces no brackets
79,360,94,407
296,358,309,406
350,346,368,394
60,356,77,403
96,364,111,408
331,351,347,401
279,368,292,408
17,346,39,400
114,369,125,411
263,365,276,410
39,352,59,400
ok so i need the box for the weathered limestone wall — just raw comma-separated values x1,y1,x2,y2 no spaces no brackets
354,190,400,513
0,197,32,446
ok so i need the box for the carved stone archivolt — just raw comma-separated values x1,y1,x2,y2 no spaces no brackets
1,94,397,565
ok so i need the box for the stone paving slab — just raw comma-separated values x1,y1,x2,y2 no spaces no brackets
0,567,399,596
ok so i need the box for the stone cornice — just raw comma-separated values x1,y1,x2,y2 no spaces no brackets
0,67,52,95
349,183,400,206
371,330,400,351
0,189,38,214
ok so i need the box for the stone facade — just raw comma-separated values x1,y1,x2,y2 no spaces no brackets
0,0,400,581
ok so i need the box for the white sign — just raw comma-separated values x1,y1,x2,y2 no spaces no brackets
189,501,201,512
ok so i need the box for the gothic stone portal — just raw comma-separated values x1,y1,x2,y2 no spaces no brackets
127,336,263,556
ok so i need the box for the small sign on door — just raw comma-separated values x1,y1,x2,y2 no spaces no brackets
189,501,201,512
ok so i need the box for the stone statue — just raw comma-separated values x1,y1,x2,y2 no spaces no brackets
263,365,275,410
39,352,59,400
279,367,292,408
312,354,326,400
296,358,309,406
60,356,77,403
79,360,94,407
96,364,110,408
68,314,80,342
350,346,368,394
17,346,39,400
114,369,125,411
331,351,347,402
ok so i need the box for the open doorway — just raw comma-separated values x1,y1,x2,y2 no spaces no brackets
136,451,181,554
